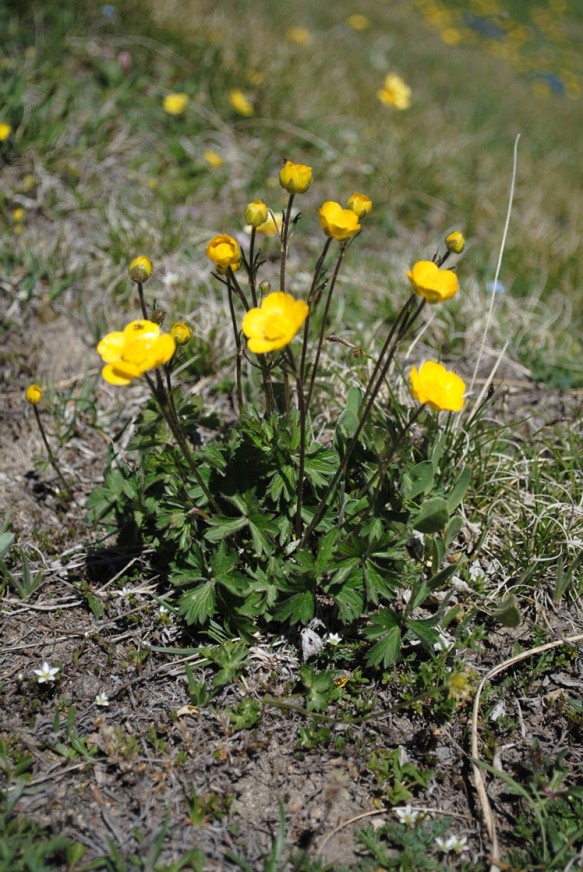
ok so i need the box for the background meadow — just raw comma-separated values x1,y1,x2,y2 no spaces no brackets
1,0,582,869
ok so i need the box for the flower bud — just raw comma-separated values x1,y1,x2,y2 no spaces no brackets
170,321,193,345
445,231,465,254
206,234,241,273
279,160,313,194
129,256,153,283
244,200,269,228
259,281,272,294
25,383,43,405
346,193,372,219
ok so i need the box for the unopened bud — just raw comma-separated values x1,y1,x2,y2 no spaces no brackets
445,231,465,254
259,281,271,294
244,200,269,228
129,255,153,283
170,321,193,345
25,384,43,405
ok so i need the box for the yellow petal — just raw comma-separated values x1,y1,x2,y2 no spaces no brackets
97,332,126,363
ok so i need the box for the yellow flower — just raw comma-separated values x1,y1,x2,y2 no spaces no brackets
279,160,313,195
445,230,465,254
377,73,412,110
347,13,370,30
163,93,189,116
203,149,223,168
285,26,312,45
25,383,43,405
170,321,193,345
229,89,254,117
129,256,153,284
346,193,372,219
242,292,309,354
97,320,176,386
206,234,242,273
409,361,466,412
446,669,475,702
319,201,361,240
0,122,12,141
12,208,25,223
407,260,459,303
244,200,269,228
255,212,282,236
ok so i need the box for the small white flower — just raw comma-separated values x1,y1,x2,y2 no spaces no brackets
327,632,342,646
95,691,109,707
394,804,420,827
447,834,468,854
115,586,133,598
435,836,451,853
17,672,25,683
34,661,59,684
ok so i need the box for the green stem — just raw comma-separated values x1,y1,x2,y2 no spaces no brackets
32,407,71,499
248,227,258,307
137,282,149,320
300,297,425,548
226,274,244,413
305,242,347,411
145,373,221,515
279,195,295,293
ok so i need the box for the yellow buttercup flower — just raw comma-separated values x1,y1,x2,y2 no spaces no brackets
285,26,312,46
445,230,465,254
319,201,361,240
129,255,153,284
242,292,309,354
346,193,372,219
170,321,193,345
279,160,313,195
407,261,459,304
244,200,269,228
203,149,223,168
163,93,189,116
0,122,12,141
229,89,254,117
409,361,466,412
255,211,282,236
377,73,412,110
97,320,176,386
25,384,43,405
206,234,242,273
12,207,25,223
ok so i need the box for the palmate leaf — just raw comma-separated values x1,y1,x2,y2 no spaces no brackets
273,591,315,624
179,580,216,625
303,443,339,488
366,625,402,669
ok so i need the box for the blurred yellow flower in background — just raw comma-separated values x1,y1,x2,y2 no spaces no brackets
407,260,459,303
242,291,309,354
97,320,176,386
347,14,370,31
203,149,223,168
286,26,312,46
409,361,466,412
378,73,412,109
255,211,282,236
163,92,189,115
229,89,254,117
0,122,12,141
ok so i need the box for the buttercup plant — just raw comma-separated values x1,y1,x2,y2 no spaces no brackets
91,157,473,670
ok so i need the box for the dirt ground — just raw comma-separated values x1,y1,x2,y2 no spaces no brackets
1,291,582,870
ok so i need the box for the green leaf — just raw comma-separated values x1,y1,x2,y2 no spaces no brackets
179,580,216,625
412,497,450,533
0,531,15,559
204,516,247,542
405,618,440,650
366,626,402,668
315,528,339,575
347,385,363,416
274,591,315,624
336,409,359,438
444,514,464,547
403,461,435,500
447,464,472,512
490,593,522,628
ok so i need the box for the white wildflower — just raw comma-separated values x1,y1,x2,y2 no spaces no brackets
394,804,420,827
95,691,110,707
327,632,342,646
34,661,59,684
